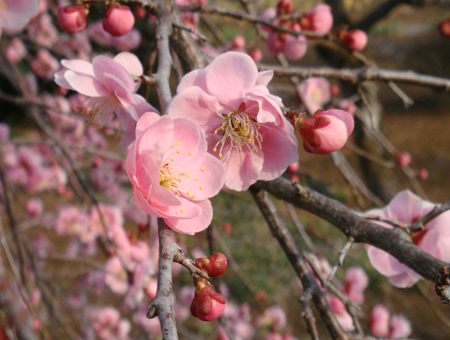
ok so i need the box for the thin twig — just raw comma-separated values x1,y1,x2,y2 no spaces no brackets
327,237,354,282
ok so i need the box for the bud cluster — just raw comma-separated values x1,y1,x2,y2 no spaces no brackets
57,3,137,36
189,253,228,321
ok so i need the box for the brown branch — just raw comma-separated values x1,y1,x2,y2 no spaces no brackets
254,178,450,284
146,220,179,340
173,249,209,279
258,64,450,91
178,4,324,38
408,201,450,233
249,186,348,340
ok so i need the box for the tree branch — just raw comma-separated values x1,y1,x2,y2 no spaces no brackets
259,64,450,91
253,178,450,285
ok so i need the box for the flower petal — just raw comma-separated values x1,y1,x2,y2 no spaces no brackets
164,199,213,235
113,52,143,76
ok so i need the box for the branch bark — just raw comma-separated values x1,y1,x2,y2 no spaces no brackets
253,178,449,284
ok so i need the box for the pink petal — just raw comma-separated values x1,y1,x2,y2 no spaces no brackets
92,55,135,93
136,112,161,138
205,52,258,105
246,89,284,125
64,70,108,97
259,127,298,181
167,87,223,134
2,0,39,29
386,190,433,223
133,187,163,218
176,153,225,201
164,199,213,235
367,246,405,277
61,59,95,76
283,35,308,61
176,69,207,93
256,70,274,86
113,52,143,76
137,116,174,154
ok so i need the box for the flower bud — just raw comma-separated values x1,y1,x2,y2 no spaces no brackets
103,4,135,37
296,109,354,154
396,151,412,166
57,5,87,33
341,29,368,52
276,0,294,15
438,19,450,37
190,277,226,321
418,168,429,180
300,4,333,35
195,253,228,277
287,161,299,173
248,48,263,62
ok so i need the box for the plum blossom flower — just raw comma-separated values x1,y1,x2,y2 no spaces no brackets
327,295,354,331
0,0,39,37
296,109,354,154
370,304,412,338
300,4,333,35
256,305,287,330
126,113,225,234
90,307,131,340
54,52,158,146
167,52,298,191
366,190,450,288
342,267,368,304
298,77,331,113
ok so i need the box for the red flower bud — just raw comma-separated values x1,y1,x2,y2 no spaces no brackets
277,0,294,15
438,19,450,37
195,253,228,277
103,4,135,37
190,278,226,321
342,29,368,52
57,5,87,33
396,151,412,167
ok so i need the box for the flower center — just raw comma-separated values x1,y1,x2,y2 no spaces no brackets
79,95,121,126
213,103,263,166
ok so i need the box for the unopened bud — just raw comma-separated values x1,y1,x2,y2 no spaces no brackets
341,29,368,52
57,5,87,33
190,277,226,321
103,4,135,37
277,0,294,15
438,19,450,37
396,151,412,167
195,253,228,277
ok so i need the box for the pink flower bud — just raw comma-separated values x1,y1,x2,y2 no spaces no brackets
389,315,412,338
103,4,135,37
248,48,263,62
195,253,228,277
330,84,340,96
276,0,293,15
287,161,299,173
438,19,450,37
296,109,354,154
396,151,412,166
190,278,226,321
222,222,232,234
300,4,333,35
26,198,44,218
418,168,429,180
342,29,368,52
289,173,299,182
134,6,147,19
57,5,87,33
370,304,390,337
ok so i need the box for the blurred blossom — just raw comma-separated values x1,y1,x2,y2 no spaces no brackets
89,21,142,51
6,38,27,64
31,49,60,79
256,305,287,330
26,198,44,218
298,77,331,113
327,295,354,331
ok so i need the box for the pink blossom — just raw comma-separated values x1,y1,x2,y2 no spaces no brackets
298,77,331,113
334,99,356,116
0,123,10,141
327,295,354,331
55,206,95,244
248,48,263,62
54,52,157,146
366,190,450,288
89,21,142,51
300,4,333,35
0,0,39,36
296,109,354,154
27,13,58,48
31,49,60,80
91,307,131,340
396,151,412,166
126,113,225,234
342,267,368,304
418,168,429,180
370,304,390,337
103,4,135,37
342,29,368,52
6,38,27,64
167,52,298,191
26,198,44,218
265,333,283,340
369,304,412,338
266,23,308,60
104,255,129,294
57,5,87,33
287,161,299,173
256,305,287,330
389,314,412,338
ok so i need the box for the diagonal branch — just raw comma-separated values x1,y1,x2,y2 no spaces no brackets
254,178,450,285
